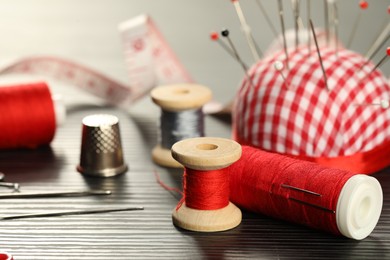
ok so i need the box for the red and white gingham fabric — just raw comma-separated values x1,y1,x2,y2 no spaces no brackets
233,46,390,161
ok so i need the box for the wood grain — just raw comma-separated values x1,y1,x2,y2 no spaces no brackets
0,106,389,259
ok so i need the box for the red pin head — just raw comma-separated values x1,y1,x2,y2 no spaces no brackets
210,32,219,41
359,1,368,9
388,5,390,14
387,47,390,56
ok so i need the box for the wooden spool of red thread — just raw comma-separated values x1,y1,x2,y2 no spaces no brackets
0,82,64,149
228,145,383,240
171,137,382,239
171,137,242,232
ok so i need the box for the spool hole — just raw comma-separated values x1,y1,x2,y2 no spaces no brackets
196,143,218,150
174,89,190,95
358,196,370,222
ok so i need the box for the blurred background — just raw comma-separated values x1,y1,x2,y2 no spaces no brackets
0,0,388,106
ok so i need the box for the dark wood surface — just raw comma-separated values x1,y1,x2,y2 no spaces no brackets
0,102,389,260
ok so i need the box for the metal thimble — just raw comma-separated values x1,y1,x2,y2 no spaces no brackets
77,114,127,177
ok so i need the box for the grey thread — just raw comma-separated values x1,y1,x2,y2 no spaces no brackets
160,109,204,149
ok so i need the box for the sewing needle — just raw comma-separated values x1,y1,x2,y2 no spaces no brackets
0,207,144,220
0,189,111,199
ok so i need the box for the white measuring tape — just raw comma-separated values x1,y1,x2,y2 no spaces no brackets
0,14,193,108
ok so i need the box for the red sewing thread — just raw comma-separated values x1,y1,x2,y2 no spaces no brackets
0,82,56,149
178,167,230,211
228,146,357,235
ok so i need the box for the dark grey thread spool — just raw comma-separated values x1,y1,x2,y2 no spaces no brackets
160,109,204,149
151,84,212,168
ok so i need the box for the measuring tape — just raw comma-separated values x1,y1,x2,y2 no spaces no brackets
0,14,193,108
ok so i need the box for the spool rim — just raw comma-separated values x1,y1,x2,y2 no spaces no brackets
151,84,212,111
336,174,383,240
171,137,242,170
152,145,183,168
172,202,242,232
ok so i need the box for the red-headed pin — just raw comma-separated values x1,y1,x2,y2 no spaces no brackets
359,0,368,10
370,47,390,73
210,31,248,68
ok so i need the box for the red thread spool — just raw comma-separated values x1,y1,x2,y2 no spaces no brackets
171,137,242,232
229,145,383,240
0,252,13,260
0,82,59,149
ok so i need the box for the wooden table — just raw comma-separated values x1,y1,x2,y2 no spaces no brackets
0,100,389,259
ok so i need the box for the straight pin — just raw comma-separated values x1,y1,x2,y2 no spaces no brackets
231,0,262,60
361,30,390,71
210,31,249,68
221,29,256,88
281,184,321,196
289,196,336,213
368,47,390,75
274,61,290,89
0,207,144,220
277,0,290,69
324,0,330,45
355,100,390,109
292,0,301,49
331,0,340,57
365,24,390,59
310,19,329,91
307,0,311,55
255,0,279,39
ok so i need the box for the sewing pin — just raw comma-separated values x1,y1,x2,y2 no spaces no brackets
277,0,290,69
210,32,249,69
361,28,390,71
310,20,329,91
255,0,279,39
347,1,368,49
0,207,144,220
331,0,340,57
274,61,290,89
289,196,335,213
292,0,301,49
0,189,111,199
306,0,311,55
231,0,262,60
323,0,330,45
281,184,321,196
355,100,390,109
221,29,255,88
367,47,390,75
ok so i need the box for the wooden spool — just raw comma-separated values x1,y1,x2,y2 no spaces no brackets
171,137,242,232
151,84,212,168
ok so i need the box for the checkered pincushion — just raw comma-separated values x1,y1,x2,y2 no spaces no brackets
233,46,390,172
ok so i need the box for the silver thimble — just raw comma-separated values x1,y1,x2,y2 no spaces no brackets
77,114,127,177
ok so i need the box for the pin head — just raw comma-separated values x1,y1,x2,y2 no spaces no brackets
210,32,219,41
359,1,368,10
381,100,390,109
387,47,390,56
221,29,230,37
274,61,284,71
